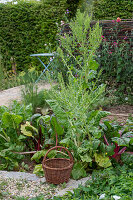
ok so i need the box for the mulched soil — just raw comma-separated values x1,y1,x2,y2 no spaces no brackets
103,104,133,123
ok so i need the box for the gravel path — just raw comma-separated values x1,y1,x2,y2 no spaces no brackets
0,83,53,107
0,171,91,200
0,175,58,199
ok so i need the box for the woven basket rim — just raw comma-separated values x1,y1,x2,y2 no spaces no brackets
43,158,73,171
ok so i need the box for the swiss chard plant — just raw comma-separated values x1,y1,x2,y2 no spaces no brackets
0,102,33,170
21,113,64,152
100,119,133,164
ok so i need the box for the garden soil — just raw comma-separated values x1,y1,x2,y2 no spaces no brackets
102,104,133,123
0,84,132,122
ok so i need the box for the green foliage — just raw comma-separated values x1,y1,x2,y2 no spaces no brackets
100,118,133,165
58,9,102,78
44,11,114,178
21,113,64,152
94,153,112,168
93,0,133,20
10,101,33,121
31,150,47,163
66,0,85,19
0,0,66,71
21,121,38,137
0,101,33,170
95,21,133,104
33,164,44,177
53,165,133,200
72,162,87,179
121,153,133,168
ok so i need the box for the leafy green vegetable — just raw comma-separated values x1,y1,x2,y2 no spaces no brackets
94,153,112,168
80,154,92,163
33,164,44,177
2,112,23,129
50,115,64,136
31,150,47,163
72,162,87,180
21,122,38,137
112,137,131,147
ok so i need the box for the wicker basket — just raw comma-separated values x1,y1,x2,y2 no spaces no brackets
42,146,74,184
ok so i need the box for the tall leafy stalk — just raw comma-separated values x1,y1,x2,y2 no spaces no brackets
44,10,112,179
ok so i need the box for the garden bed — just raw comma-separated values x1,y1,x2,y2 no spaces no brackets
103,104,133,122
0,85,132,122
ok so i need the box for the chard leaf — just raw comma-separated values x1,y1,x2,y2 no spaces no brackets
18,135,27,140
47,150,57,158
80,154,92,163
31,150,47,162
112,137,130,147
122,132,133,138
87,110,110,126
106,144,115,156
45,138,54,145
72,162,87,180
100,143,106,152
21,122,38,137
2,112,23,128
50,115,64,135
31,113,41,122
0,106,9,118
60,138,70,146
130,138,133,145
33,164,44,176
37,115,51,125
93,139,100,150
46,100,68,127
94,153,112,168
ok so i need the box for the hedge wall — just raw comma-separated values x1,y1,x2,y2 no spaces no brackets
0,0,67,71
93,0,133,20
66,0,84,18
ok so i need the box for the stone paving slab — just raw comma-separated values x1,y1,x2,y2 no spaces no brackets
54,176,91,197
0,170,46,182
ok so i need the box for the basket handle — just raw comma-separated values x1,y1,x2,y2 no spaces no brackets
43,146,74,165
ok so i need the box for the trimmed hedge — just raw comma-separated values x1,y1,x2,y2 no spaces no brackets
93,0,133,20
66,0,84,18
0,0,66,71
0,0,85,71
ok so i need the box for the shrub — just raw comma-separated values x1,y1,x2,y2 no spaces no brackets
0,0,66,71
